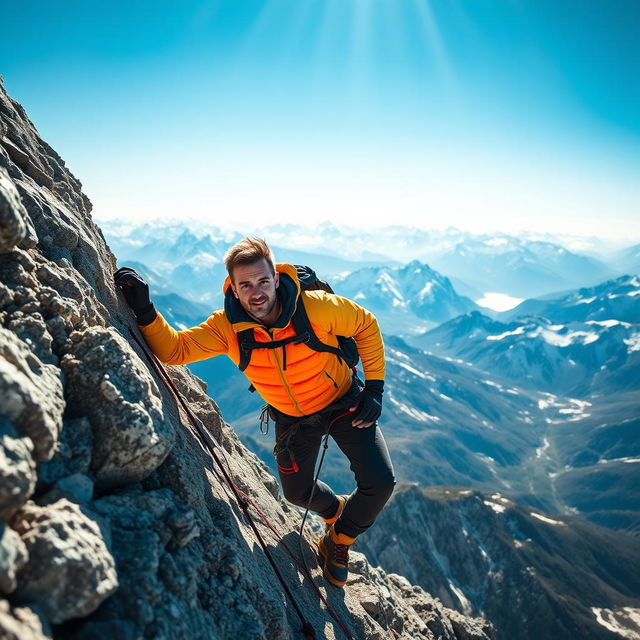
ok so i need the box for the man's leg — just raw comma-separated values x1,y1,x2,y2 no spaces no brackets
274,421,339,518
328,413,396,538
317,411,395,586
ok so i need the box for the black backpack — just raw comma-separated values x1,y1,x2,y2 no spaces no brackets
236,265,359,376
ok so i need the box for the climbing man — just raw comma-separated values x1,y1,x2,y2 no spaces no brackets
114,237,395,588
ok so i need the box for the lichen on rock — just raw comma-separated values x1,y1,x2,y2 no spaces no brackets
0,328,63,462
0,166,36,253
11,499,118,624
60,326,175,489
0,521,28,595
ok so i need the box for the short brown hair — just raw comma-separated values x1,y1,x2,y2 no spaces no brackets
224,237,275,280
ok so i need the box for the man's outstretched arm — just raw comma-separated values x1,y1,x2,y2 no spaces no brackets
114,267,229,365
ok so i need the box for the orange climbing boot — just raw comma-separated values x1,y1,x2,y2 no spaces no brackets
318,525,356,588
321,495,347,531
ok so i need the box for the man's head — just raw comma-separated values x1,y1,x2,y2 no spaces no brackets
224,237,280,323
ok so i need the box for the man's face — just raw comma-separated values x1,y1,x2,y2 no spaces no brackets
230,258,280,323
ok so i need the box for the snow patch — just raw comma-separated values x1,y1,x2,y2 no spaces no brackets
591,607,640,639
624,334,640,353
587,319,630,328
598,457,640,465
395,361,434,380
536,438,551,459
527,325,600,347
486,326,525,341
449,581,473,614
530,512,566,526
387,395,440,422
484,237,509,247
418,281,434,300
484,500,506,514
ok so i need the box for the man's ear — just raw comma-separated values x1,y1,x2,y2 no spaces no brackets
230,283,239,299
274,272,280,288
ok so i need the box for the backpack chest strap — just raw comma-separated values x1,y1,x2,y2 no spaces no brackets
237,328,310,371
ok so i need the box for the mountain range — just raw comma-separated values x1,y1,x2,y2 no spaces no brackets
101,219,634,302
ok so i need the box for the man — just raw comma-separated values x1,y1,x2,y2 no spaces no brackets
114,237,395,588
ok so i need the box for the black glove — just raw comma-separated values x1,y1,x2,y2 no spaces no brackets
351,379,384,426
114,267,157,325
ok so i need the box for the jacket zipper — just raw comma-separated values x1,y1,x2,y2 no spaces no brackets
266,328,303,415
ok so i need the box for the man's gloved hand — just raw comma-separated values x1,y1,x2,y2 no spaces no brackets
350,379,384,428
114,267,157,325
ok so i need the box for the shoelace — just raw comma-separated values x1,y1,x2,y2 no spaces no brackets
334,542,350,566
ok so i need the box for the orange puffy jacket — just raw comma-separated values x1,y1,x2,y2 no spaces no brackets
139,263,385,417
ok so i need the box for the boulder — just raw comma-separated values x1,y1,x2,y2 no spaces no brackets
60,327,174,489
0,417,36,520
0,599,50,640
0,327,64,462
0,522,28,595
12,500,118,624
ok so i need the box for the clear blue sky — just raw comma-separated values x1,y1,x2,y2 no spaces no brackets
2,0,639,240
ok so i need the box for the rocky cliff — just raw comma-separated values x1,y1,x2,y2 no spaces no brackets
359,485,640,640
0,78,494,639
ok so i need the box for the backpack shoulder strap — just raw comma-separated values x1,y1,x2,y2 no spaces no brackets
291,294,345,363
237,328,254,372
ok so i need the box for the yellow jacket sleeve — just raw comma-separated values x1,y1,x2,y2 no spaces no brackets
304,291,385,381
138,310,230,365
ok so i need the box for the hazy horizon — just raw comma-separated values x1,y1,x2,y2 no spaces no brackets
96,215,636,253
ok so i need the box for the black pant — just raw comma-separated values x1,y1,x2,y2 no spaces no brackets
274,399,395,539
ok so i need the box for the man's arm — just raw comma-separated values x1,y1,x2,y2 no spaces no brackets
115,267,229,365
138,312,229,365
304,290,385,381
305,291,385,428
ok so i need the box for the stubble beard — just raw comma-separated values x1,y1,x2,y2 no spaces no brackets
245,292,278,322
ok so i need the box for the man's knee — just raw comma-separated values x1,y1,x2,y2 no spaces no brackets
362,469,396,503
377,472,396,503
281,482,313,507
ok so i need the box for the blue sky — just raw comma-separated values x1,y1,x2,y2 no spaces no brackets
2,0,639,240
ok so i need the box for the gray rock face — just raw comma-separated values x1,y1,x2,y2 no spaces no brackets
0,166,35,253
0,77,493,640
0,327,63,462
11,500,118,624
0,599,49,640
0,521,28,594
0,418,36,520
61,326,174,489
